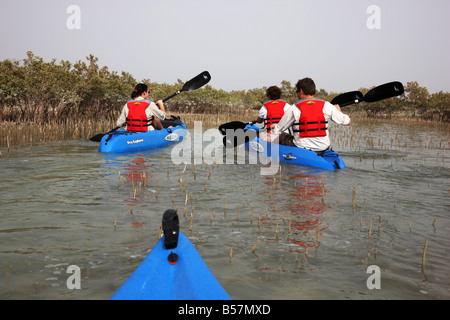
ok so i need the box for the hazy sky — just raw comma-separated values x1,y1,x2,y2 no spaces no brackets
1,0,449,93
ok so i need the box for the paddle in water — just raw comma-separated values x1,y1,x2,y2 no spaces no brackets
219,120,259,148
89,71,211,142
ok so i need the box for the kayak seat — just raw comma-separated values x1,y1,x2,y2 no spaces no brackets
161,115,182,128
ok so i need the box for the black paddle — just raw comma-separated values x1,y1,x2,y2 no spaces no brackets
330,81,404,106
362,81,404,103
219,120,259,148
162,71,212,101
89,124,126,142
89,71,211,142
218,121,252,135
330,91,364,107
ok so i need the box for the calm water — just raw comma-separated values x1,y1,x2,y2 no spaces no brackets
0,120,449,300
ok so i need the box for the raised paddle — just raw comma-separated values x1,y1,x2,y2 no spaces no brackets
330,81,404,106
89,71,211,142
162,71,212,101
330,91,364,107
363,81,404,102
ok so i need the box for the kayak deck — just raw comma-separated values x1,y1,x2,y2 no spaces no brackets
246,137,345,170
99,119,187,153
243,124,345,170
111,231,231,300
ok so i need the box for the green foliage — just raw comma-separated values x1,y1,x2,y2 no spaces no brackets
0,52,448,123
0,51,134,123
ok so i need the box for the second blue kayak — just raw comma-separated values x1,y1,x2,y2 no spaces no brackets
246,137,345,170
243,123,346,170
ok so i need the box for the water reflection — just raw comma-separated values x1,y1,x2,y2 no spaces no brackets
257,171,328,252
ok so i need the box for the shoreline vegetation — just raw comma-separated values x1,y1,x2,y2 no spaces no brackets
1,52,449,151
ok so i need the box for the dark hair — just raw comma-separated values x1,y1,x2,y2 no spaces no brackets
295,78,316,96
131,83,148,99
266,86,282,100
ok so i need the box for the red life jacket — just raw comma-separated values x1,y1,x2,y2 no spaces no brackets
126,99,154,132
263,100,287,129
293,99,327,138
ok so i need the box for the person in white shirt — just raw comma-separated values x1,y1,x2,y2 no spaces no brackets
271,78,351,153
256,86,291,132
117,83,166,131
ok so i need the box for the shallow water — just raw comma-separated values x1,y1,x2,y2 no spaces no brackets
0,121,449,300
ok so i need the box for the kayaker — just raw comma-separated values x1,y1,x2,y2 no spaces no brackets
117,83,167,131
270,77,351,153
256,86,290,133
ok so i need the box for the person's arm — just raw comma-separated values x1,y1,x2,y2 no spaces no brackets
148,101,166,120
326,102,351,125
117,104,128,126
156,100,166,113
257,105,267,123
271,106,295,134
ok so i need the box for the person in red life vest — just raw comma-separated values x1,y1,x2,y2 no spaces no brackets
117,83,167,131
256,86,290,133
270,78,351,153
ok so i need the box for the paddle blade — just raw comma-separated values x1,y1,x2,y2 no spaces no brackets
90,134,104,142
218,121,247,135
330,91,364,107
222,129,258,148
182,71,211,92
89,123,125,142
364,81,404,102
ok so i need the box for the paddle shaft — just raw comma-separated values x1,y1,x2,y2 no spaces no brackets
162,91,181,103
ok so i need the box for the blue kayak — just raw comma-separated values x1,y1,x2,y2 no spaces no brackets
111,210,230,300
243,123,346,170
99,119,187,153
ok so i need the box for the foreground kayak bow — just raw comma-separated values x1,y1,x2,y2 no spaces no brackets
111,209,231,300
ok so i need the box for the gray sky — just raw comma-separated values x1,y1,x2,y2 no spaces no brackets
1,0,449,93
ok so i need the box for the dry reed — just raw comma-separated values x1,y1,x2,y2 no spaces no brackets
0,109,258,152
422,239,428,272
